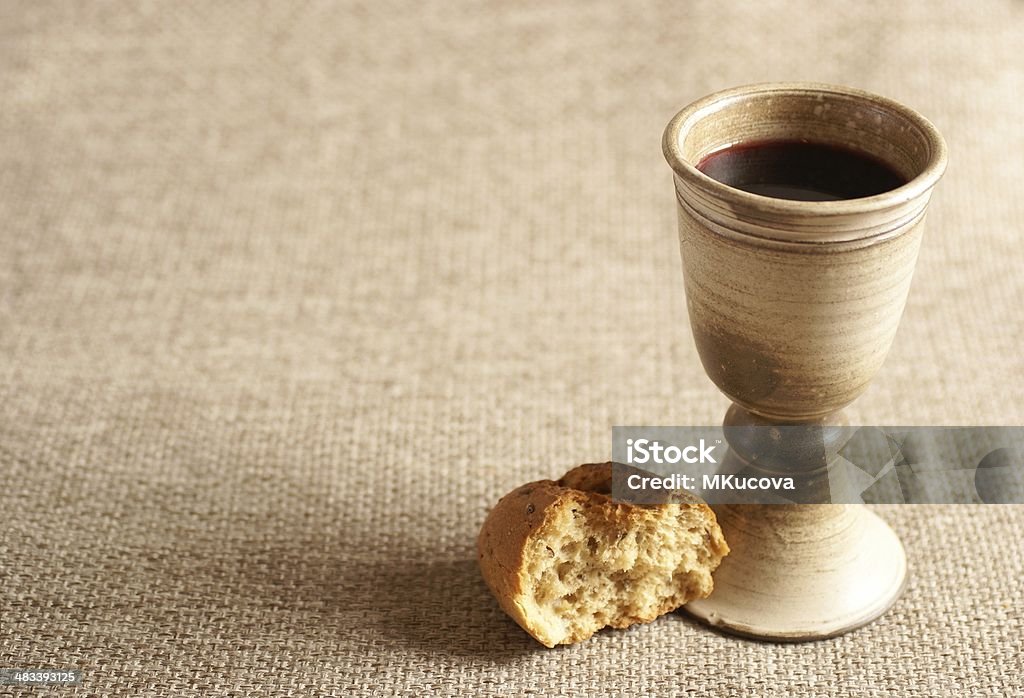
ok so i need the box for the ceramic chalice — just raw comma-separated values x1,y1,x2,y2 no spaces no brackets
662,83,947,640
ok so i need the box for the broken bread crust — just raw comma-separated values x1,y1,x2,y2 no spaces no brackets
477,462,729,647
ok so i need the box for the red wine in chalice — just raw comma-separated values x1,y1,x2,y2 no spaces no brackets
697,140,907,202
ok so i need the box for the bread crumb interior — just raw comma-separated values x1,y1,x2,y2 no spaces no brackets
523,498,714,644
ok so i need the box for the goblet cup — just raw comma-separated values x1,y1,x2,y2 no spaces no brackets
662,83,947,640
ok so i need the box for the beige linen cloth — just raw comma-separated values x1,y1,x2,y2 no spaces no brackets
2,2,1022,696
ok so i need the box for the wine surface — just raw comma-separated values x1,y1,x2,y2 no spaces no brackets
696,140,907,201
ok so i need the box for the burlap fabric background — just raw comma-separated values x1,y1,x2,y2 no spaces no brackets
3,2,1022,696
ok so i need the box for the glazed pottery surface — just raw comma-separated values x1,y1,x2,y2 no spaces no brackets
663,83,947,420
663,83,947,640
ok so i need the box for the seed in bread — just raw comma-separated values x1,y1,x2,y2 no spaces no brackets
477,462,729,647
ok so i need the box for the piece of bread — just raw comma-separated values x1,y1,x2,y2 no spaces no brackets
477,462,729,647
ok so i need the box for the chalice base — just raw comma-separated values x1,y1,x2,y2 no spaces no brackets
684,503,907,641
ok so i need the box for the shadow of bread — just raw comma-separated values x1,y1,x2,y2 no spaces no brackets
364,559,540,659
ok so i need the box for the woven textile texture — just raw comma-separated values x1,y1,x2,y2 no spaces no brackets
2,1,1022,696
